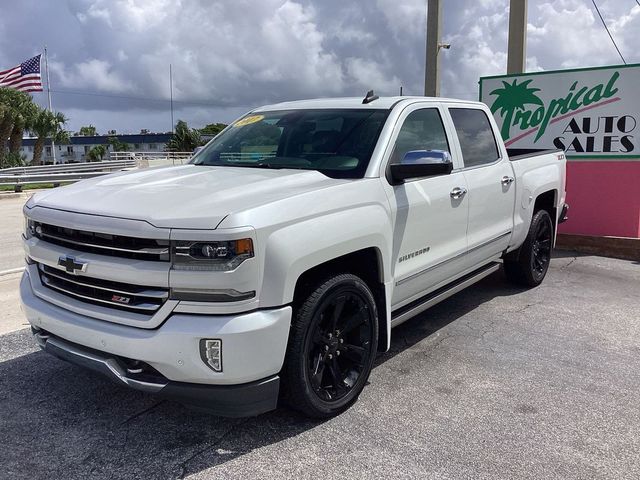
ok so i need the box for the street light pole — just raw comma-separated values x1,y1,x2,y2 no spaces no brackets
424,0,443,97
507,0,528,74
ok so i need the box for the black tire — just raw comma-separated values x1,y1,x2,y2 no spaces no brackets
504,209,553,287
282,273,379,418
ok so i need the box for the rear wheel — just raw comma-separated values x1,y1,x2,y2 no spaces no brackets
504,209,553,287
282,273,378,418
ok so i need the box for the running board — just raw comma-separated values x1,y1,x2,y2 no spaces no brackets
391,262,501,328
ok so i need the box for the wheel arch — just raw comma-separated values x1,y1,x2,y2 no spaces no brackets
291,247,389,353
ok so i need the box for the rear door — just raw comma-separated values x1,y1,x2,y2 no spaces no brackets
447,107,515,268
383,104,469,309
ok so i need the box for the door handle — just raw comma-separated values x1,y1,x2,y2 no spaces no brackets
501,176,515,186
450,187,467,199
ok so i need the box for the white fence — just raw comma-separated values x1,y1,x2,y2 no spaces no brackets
0,152,192,192
110,151,192,168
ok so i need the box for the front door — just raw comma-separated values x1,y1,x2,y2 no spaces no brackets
383,106,469,309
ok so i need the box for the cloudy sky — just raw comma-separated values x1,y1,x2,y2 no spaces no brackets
0,0,638,134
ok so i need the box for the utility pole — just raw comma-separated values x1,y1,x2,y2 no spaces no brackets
507,0,528,74
424,0,442,97
169,64,174,133
44,46,57,165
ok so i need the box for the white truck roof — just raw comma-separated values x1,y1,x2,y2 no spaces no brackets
254,96,485,111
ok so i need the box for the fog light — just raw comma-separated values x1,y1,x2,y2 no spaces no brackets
200,339,222,372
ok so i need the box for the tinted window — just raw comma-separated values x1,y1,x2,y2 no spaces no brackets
391,108,449,164
449,108,500,168
192,109,389,178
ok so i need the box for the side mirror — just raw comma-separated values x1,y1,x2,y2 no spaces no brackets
389,150,453,184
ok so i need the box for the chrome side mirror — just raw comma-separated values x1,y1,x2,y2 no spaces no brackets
390,149,453,184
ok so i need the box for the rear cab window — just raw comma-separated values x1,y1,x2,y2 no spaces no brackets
449,108,500,168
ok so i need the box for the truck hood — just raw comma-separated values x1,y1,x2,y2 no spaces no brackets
29,165,347,229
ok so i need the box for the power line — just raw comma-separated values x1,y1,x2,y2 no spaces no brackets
591,0,627,64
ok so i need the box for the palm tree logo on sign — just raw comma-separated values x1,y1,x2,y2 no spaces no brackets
489,79,543,141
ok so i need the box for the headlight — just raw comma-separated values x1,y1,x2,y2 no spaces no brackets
171,238,254,271
24,216,35,239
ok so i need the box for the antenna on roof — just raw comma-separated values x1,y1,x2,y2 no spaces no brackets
362,89,379,104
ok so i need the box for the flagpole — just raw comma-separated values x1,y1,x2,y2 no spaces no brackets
44,46,57,165
170,64,174,133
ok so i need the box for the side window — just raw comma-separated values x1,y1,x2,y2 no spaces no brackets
449,108,500,168
391,108,449,164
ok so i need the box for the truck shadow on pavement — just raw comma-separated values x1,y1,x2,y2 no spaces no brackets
0,269,526,479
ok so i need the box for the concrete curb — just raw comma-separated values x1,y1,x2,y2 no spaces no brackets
556,234,640,261
0,267,24,277
0,190,39,201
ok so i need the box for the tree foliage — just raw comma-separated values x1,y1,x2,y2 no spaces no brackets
78,125,97,136
87,145,107,162
166,120,202,152
107,136,129,152
0,87,38,164
29,109,68,165
200,122,227,136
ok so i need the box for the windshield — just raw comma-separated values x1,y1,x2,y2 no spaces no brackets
191,109,389,178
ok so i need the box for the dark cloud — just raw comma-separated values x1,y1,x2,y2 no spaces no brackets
0,0,637,133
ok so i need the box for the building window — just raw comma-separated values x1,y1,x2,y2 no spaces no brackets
45,146,52,156
67,146,74,154
134,143,140,149
59,145,62,151
149,143,157,150
84,146,90,154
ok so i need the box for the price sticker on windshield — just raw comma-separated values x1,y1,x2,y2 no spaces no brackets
233,115,264,127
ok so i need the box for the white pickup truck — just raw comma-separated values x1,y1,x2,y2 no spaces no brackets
21,94,567,418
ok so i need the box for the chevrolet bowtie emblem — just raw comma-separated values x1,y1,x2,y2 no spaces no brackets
58,255,87,275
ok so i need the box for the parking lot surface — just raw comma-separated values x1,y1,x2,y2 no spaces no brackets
1,252,638,479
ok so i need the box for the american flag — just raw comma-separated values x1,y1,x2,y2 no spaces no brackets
0,55,43,92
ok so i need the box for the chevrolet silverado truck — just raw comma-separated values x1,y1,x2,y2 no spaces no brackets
21,93,568,418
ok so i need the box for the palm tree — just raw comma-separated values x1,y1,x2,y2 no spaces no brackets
107,136,129,152
9,98,38,154
489,79,543,140
30,108,68,165
87,145,107,162
166,120,201,152
78,125,97,136
0,88,35,162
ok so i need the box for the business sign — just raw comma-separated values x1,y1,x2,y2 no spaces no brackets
479,64,640,159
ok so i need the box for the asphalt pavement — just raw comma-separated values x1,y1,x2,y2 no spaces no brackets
1,251,638,479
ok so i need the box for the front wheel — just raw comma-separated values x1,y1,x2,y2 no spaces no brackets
282,273,379,418
504,209,553,287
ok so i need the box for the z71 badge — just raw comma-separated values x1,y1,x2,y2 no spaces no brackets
111,295,131,305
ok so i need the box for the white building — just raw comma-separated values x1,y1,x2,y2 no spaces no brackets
20,133,173,164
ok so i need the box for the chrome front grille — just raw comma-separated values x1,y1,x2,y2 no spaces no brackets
38,264,169,314
33,222,170,262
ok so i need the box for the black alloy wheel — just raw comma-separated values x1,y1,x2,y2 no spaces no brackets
283,273,379,418
504,209,554,287
531,214,552,280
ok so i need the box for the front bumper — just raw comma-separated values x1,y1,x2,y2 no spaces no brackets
20,272,292,417
33,329,279,417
